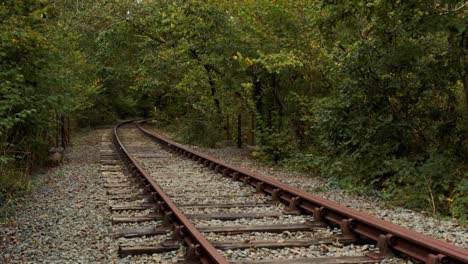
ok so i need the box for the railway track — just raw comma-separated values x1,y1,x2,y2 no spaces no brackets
100,121,468,263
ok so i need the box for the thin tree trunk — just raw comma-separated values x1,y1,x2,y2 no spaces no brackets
251,114,255,145
461,30,468,159
226,115,230,140
267,109,272,129
448,25,468,158
272,74,284,131
463,53,468,160
237,114,242,148
67,116,71,146
204,65,222,114
252,72,263,142
463,30,468,119
61,115,66,148
55,113,59,148
189,49,222,115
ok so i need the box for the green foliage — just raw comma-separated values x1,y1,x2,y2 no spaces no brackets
1,0,52,191
175,113,224,147
0,0,101,203
1,0,466,222
0,165,32,204
256,128,293,163
451,177,468,224
95,0,465,220
382,154,457,214
303,0,468,220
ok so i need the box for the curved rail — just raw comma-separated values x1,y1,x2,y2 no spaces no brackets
113,121,229,264
137,121,468,264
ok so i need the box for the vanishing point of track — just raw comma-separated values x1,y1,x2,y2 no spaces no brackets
101,121,468,264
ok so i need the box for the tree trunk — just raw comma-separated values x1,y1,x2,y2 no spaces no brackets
448,25,468,159
60,115,66,148
271,74,284,131
252,73,263,141
237,114,242,148
226,115,231,140
250,114,255,145
461,29,468,159
463,46,468,160
205,66,222,115
463,30,468,119
267,108,272,129
188,49,222,115
67,116,71,146
55,113,59,147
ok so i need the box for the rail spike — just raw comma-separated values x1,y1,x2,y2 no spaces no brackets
283,197,301,215
340,219,357,240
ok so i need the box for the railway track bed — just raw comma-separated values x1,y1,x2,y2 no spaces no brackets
0,125,466,263
100,135,187,263
102,121,468,263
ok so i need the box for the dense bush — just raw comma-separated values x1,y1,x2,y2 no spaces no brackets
1,0,466,222
0,1,100,203
88,0,467,221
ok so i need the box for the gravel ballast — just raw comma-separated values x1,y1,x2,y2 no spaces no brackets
3,126,463,263
0,129,185,264
144,126,468,250
118,127,405,263
0,129,114,263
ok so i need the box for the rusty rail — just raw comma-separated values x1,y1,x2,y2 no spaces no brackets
137,121,468,264
113,121,229,264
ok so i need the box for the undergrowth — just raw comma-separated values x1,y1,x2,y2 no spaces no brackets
281,151,468,225
0,167,34,222
158,117,467,225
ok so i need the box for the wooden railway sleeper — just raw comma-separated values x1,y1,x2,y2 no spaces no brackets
161,239,179,248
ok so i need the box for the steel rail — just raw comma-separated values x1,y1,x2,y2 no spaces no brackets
113,121,229,264
137,121,468,264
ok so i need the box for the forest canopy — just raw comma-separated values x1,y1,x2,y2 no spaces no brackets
1,0,467,222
